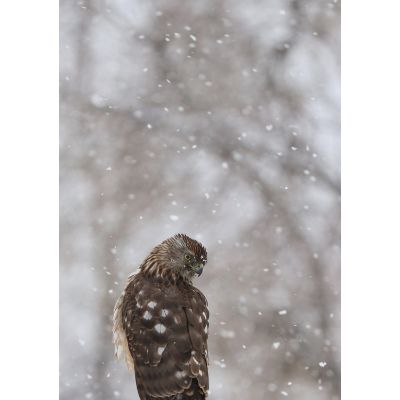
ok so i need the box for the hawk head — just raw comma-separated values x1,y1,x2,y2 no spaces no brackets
140,233,208,282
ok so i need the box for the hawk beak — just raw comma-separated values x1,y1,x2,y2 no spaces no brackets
194,265,203,276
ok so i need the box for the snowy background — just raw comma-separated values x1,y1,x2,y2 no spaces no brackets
60,1,340,399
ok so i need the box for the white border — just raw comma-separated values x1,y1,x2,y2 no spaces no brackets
343,1,400,399
0,1,58,399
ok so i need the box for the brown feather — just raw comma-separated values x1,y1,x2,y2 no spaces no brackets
113,235,209,400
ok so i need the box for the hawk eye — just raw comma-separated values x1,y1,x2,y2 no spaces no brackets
184,254,191,261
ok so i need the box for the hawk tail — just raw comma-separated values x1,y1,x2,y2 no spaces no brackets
136,378,206,400
174,380,206,400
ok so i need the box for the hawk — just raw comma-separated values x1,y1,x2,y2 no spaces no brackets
113,234,209,400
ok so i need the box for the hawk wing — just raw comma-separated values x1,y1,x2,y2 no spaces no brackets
121,275,209,399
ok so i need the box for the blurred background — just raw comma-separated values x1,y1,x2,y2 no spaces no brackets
60,1,340,399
